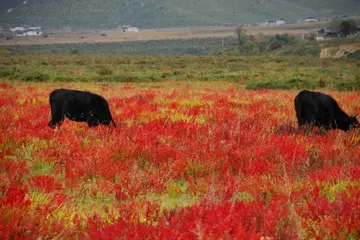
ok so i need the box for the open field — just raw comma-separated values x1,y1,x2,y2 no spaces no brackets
2,18,355,46
2,37,238,56
1,53,360,90
1,53,360,238
1,80,360,239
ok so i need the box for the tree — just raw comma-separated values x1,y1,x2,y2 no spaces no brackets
339,19,359,37
235,26,248,49
328,18,359,37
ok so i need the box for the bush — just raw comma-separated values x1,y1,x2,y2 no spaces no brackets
96,74,128,82
347,49,360,59
265,34,297,52
0,68,13,78
71,49,80,54
97,66,114,76
334,79,360,91
23,71,50,82
245,78,317,90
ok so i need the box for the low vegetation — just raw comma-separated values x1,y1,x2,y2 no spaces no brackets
0,52,359,91
1,82,360,239
4,37,235,56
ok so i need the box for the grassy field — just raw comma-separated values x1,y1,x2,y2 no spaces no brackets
1,37,238,56
1,52,360,91
1,80,360,239
1,48,360,239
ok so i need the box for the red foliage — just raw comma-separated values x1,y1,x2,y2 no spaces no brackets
1,84,360,238
28,175,63,193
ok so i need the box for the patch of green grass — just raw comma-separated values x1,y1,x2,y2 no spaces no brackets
245,78,318,90
231,192,253,203
30,160,54,177
97,66,114,76
333,78,360,91
23,71,50,82
1,53,359,91
146,181,198,211
29,190,51,211
321,181,350,202
347,49,360,59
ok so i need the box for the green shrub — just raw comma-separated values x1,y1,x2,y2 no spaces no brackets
53,76,76,82
347,49,360,59
245,78,317,90
71,49,80,54
23,71,50,82
334,79,360,91
0,68,13,78
96,74,128,82
97,66,114,76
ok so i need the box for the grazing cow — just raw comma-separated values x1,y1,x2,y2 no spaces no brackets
294,90,359,132
48,88,116,129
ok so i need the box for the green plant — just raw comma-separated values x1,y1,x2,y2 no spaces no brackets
245,78,317,90
97,66,114,76
23,71,50,82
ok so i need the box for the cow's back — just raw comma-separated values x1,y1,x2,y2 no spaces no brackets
295,90,323,109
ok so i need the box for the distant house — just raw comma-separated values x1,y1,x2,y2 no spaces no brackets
275,19,286,25
11,26,43,36
119,25,139,32
316,27,340,41
303,17,319,23
332,15,349,20
25,26,43,36
10,26,26,32
263,19,286,26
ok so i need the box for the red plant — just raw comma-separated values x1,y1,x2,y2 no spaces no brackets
1,84,360,238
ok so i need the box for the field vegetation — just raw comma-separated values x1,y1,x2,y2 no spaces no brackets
0,52,359,91
1,80,360,239
1,51,360,238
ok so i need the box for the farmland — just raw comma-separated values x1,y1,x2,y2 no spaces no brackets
1,53,360,239
0,21,338,46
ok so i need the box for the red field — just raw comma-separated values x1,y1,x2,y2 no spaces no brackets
1,82,360,239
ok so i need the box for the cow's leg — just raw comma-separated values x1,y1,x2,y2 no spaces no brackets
87,121,99,128
86,112,100,128
49,103,65,128
300,108,317,132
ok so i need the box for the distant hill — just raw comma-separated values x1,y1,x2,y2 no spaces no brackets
0,0,359,29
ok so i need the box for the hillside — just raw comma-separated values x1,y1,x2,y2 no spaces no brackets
0,0,359,29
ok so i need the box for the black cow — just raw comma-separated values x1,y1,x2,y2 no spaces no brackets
294,90,359,132
48,88,116,129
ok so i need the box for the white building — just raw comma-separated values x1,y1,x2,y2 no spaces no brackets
120,25,139,32
303,17,319,23
12,26,43,36
275,19,286,25
264,19,286,26
10,27,26,32
25,30,43,36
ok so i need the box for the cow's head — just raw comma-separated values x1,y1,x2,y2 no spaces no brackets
344,114,360,131
350,114,360,128
336,114,359,132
